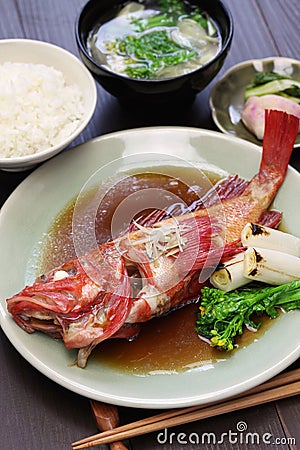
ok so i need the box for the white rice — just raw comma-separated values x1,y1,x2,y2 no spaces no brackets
0,62,85,158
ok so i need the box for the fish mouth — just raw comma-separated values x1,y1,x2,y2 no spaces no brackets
12,265,143,347
19,315,63,338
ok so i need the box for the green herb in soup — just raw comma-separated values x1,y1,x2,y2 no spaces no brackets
87,0,221,80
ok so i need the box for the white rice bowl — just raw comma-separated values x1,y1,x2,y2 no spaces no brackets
0,39,97,171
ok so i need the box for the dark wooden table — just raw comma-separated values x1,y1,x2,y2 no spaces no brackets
1,1,299,449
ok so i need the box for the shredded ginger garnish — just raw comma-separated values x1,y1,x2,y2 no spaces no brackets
130,219,190,261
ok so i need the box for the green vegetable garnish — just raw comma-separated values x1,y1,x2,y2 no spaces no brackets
245,71,300,102
282,85,300,99
130,0,208,33
196,280,300,351
131,14,177,32
190,12,208,29
159,0,186,16
115,30,196,79
130,0,184,32
250,71,292,87
131,0,208,32
159,0,208,28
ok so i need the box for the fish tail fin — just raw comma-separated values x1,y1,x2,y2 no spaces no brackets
259,110,299,179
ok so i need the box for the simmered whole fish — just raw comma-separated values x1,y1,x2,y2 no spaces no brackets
6,110,299,367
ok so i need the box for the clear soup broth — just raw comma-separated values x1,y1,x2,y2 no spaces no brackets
87,0,221,80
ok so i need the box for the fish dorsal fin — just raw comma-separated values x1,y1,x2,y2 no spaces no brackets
117,174,250,238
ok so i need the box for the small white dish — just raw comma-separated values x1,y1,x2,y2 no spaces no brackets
0,39,97,171
209,57,300,147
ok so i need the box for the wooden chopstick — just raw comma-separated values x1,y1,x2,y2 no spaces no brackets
73,368,300,447
72,368,300,449
90,400,128,450
74,380,300,449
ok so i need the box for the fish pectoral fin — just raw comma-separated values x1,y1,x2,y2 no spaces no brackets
76,344,95,369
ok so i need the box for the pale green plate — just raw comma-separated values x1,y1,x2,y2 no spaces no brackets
210,57,300,148
0,127,299,408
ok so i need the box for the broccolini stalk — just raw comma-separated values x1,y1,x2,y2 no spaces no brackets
196,280,300,351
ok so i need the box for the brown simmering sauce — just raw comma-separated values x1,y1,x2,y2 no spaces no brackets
39,168,270,375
